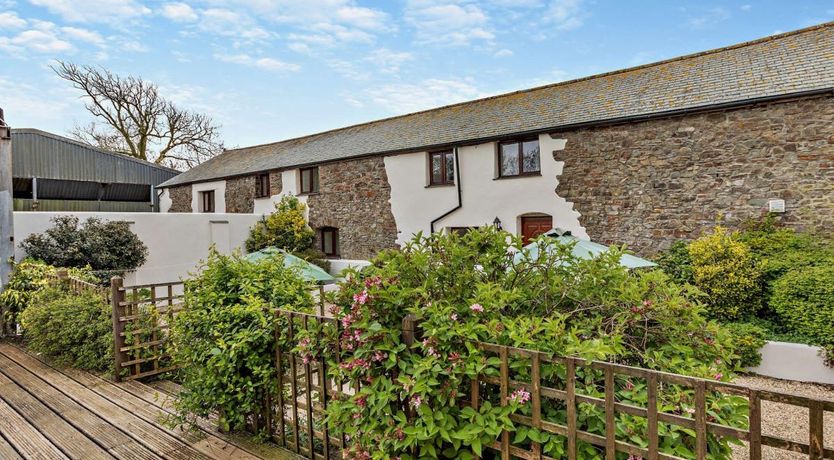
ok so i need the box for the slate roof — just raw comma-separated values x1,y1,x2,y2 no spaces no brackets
160,22,834,188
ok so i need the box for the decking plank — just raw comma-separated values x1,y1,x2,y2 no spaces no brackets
117,380,300,460
0,345,213,460
0,431,23,460
0,353,161,460
0,370,114,460
0,397,68,459
59,367,260,460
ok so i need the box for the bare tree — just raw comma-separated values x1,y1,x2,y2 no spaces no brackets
53,61,223,170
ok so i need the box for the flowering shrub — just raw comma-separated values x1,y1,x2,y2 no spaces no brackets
169,250,314,432
308,228,746,459
688,226,762,321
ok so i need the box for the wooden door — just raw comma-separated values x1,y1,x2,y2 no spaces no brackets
521,216,552,245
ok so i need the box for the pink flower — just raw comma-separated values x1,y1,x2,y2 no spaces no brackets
509,388,531,405
625,380,634,390
469,303,484,313
410,396,422,408
353,290,369,305
685,407,695,415
450,313,458,321
364,276,382,288
713,373,723,380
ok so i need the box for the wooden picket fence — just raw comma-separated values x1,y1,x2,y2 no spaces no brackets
100,282,833,460
109,276,185,381
47,270,110,302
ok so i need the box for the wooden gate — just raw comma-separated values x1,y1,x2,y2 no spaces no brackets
109,276,185,381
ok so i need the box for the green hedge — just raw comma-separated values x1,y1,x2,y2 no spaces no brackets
19,286,113,372
770,265,834,360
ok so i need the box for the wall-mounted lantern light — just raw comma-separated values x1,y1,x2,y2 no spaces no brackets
492,216,502,230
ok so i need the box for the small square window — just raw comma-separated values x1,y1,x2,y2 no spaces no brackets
300,167,319,194
200,190,215,213
429,150,454,186
255,173,270,198
320,227,339,257
499,139,540,177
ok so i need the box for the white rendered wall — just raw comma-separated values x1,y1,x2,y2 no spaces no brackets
158,189,172,213
384,134,587,246
13,212,260,286
191,180,226,213
748,341,834,385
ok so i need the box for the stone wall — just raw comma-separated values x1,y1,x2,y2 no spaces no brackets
269,171,282,196
555,95,834,255
307,157,399,260
225,176,255,213
167,185,192,212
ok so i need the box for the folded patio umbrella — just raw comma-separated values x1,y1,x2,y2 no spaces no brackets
515,228,657,269
244,247,336,284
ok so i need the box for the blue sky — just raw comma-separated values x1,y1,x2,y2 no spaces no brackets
1,0,832,149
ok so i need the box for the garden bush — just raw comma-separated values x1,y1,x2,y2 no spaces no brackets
655,240,694,285
308,228,745,459
20,216,148,282
687,226,762,321
169,250,315,432
245,196,314,253
770,265,834,362
0,260,96,331
18,286,112,372
723,322,767,368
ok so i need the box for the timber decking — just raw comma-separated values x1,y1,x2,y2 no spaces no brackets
0,343,299,460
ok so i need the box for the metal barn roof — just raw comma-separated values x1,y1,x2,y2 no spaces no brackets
11,129,179,186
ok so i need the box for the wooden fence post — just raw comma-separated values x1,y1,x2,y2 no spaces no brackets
401,313,419,346
110,276,125,382
56,269,69,288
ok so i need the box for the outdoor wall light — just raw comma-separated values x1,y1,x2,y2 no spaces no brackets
493,217,502,230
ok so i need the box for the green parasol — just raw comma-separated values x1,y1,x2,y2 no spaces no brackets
244,247,336,284
515,228,657,269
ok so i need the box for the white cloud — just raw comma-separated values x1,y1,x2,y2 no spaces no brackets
0,75,85,126
0,27,73,53
405,0,494,46
0,11,26,28
543,0,585,31
160,2,198,22
365,78,489,113
333,6,390,31
328,47,414,80
199,8,271,41
28,0,150,24
215,53,300,72
686,7,731,29
61,26,104,45
494,48,513,57
740,4,752,12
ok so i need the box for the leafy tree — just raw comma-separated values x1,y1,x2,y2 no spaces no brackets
19,216,147,281
245,196,315,253
52,61,223,169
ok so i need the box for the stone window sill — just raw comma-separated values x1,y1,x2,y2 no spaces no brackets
493,172,542,180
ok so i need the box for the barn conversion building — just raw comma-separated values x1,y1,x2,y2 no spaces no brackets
158,22,834,262
11,129,179,212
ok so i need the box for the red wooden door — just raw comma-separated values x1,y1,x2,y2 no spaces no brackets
521,216,553,245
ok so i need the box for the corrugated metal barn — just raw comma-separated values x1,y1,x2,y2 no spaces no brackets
11,129,180,212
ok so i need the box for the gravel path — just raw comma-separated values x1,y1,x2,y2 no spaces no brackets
730,374,834,460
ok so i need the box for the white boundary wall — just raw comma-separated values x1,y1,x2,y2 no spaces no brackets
748,341,834,385
13,212,260,286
